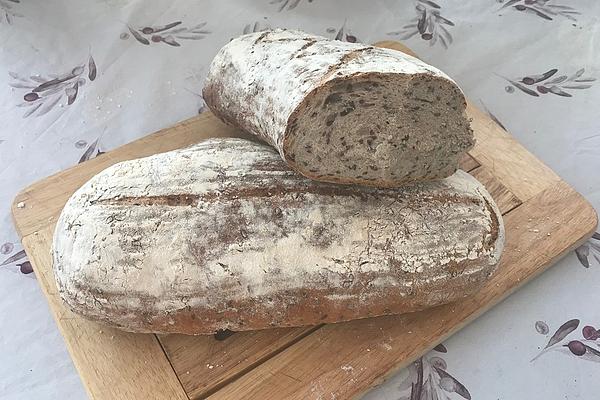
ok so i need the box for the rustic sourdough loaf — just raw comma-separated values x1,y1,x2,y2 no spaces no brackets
52,138,504,335
203,29,474,188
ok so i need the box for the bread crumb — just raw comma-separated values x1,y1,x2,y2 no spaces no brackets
341,365,353,372
99,330,103,334
16,202,25,208
186,371,190,375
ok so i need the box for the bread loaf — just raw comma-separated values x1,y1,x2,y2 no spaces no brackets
52,138,503,335
203,29,474,188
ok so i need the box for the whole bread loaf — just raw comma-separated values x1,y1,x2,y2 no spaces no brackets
203,29,474,188
52,138,503,335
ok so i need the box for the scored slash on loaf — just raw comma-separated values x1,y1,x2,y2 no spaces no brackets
52,138,504,335
203,29,474,188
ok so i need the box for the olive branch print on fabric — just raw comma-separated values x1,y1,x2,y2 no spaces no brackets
270,0,314,12
121,21,210,47
388,0,454,49
501,68,595,98
1,243,32,275
396,344,472,400
77,137,105,164
497,0,580,21
242,20,272,35
575,232,600,268
0,0,22,24
326,20,359,43
9,55,97,118
532,319,600,363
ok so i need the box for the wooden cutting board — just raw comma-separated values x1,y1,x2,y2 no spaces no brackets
11,41,597,400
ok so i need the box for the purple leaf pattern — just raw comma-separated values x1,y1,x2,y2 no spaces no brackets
388,0,454,49
0,0,23,25
497,0,581,21
532,319,600,363
270,0,314,12
9,55,98,118
396,345,472,400
535,320,550,334
0,247,33,275
501,68,595,98
575,232,600,268
326,20,359,43
122,21,210,47
243,19,272,35
78,137,104,163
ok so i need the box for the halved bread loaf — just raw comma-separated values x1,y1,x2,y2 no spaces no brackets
52,138,504,335
203,29,474,187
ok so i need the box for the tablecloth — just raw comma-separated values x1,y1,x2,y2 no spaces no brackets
1,1,599,399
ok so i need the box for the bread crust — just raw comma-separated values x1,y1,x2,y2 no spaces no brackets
203,29,474,187
52,138,504,335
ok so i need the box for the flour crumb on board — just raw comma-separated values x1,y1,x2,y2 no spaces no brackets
206,363,214,369
341,364,354,372
16,202,25,208
381,342,393,351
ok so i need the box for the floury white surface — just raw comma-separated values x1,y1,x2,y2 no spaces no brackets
1,1,599,399
204,29,473,187
52,138,502,334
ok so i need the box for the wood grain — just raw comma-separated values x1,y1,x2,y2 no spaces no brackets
156,161,512,400
460,153,480,172
22,224,188,400
159,326,319,399
207,181,597,400
467,101,561,201
10,40,597,400
470,166,522,214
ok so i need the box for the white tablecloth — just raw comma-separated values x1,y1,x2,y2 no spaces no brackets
1,1,599,399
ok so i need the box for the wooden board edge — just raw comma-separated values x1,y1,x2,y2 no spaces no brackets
375,40,561,202
11,189,33,239
194,325,323,399
373,40,418,57
21,227,190,400
352,194,597,399
350,181,597,399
